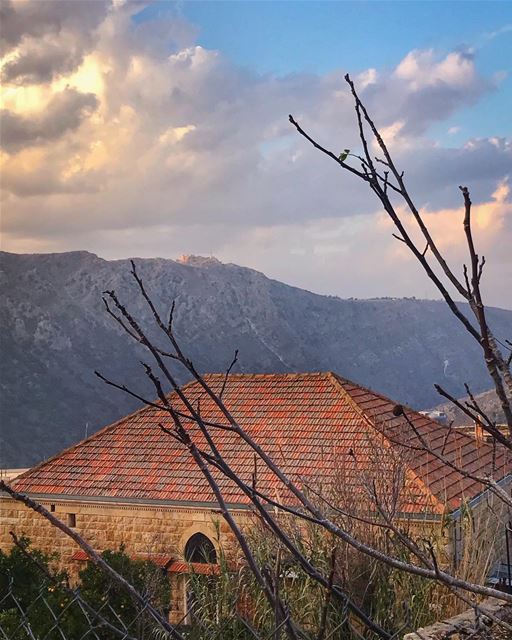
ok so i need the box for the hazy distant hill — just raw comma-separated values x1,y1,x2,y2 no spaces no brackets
433,389,506,427
1,250,511,467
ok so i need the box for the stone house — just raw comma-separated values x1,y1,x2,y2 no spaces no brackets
1,372,510,621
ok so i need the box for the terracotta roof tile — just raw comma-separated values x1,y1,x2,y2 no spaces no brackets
70,551,217,573
12,373,510,514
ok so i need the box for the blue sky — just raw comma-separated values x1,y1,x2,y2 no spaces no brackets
139,1,512,141
1,0,511,306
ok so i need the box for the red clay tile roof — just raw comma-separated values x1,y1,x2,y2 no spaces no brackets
167,561,221,575
70,550,219,574
11,373,511,515
71,550,173,566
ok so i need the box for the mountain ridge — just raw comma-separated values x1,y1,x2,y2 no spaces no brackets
1,250,511,467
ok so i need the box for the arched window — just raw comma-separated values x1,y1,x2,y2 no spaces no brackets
184,533,217,564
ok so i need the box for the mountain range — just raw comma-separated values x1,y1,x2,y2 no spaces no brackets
1,250,510,467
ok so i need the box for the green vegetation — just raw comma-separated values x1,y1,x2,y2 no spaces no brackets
0,503,501,640
0,539,169,640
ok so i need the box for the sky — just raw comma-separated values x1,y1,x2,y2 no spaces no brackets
0,0,511,307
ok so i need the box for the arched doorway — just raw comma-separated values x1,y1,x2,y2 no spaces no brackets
183,533,218,624
184,532,217,564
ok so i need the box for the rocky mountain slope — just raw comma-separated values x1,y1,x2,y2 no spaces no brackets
433,389,506,427
1,250,511,467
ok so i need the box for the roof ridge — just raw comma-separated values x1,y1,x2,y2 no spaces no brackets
327,372,373,421
11,371,508,511
330,372,487,450
327,372,447,514
331,372,416,412
201,372,332,379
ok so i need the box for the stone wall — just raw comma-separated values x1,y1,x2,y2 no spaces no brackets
3,492,506,629
0,495,248,621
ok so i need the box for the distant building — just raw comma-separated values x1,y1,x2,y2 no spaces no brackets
419,410,449,426
0,469,29,482
1,373,510,621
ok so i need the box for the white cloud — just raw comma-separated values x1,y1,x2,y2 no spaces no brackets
0,2,510,308
1,87,98,152
395,49,477,90
482,24,512,42
356,68,378,88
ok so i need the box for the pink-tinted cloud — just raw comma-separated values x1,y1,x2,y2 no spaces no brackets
0,2,510,308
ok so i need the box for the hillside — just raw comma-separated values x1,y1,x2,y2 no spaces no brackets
433,389,506,427
1,250,511,467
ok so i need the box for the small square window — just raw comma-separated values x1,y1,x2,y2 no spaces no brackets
50,504,55,512
68,513,76,528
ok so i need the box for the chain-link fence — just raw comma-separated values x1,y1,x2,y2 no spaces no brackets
0,574,174,640
2,544,511,640
0,554,356,640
